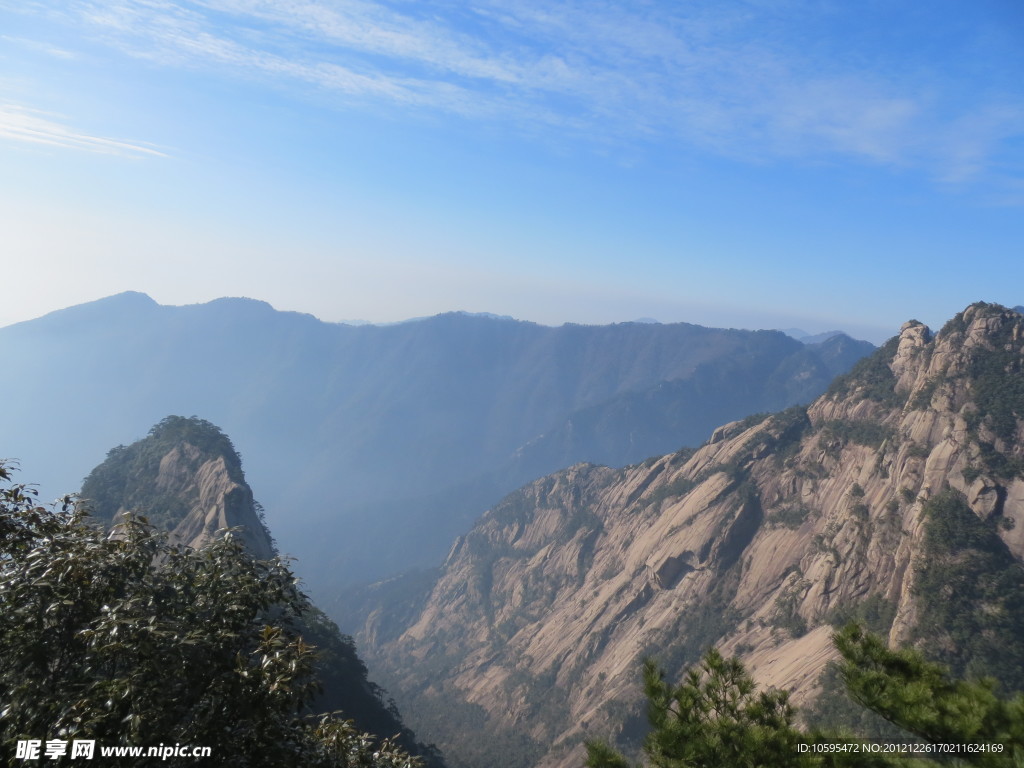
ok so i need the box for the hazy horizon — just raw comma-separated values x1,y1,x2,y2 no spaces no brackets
2,1,1022,347
0,288,914,344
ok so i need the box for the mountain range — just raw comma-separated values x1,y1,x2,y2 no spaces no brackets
0,292,872,594
343,302,1024,768
7,295,1024,768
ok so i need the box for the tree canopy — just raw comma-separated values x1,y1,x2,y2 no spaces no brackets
0,462,421,767
587,625,1024,768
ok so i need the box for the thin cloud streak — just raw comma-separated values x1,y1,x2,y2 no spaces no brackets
28,1,1024,181
0,104,168,157
1,35,79,59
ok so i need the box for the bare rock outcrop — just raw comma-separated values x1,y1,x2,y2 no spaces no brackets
355,303,1024,768
153,444,275,559
84,416,276,560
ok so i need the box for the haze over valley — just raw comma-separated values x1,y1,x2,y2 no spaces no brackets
0,291,873,594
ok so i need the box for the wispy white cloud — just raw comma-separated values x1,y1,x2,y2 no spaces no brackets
0,103,168,157
1,34,78,59
17,0,1024,181
930,103,1024,185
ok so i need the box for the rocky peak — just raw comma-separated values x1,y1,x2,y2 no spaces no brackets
81,416,275,559
890,319,931,390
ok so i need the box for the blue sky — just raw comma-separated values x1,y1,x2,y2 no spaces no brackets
1,1,1022,342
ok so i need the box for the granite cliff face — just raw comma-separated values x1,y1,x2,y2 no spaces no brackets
352,303,1024,768
152,442,277,558
81,416,275,559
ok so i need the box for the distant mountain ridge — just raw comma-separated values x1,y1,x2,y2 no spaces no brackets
349,302,1024,768
0,292,872,591
779,327,849,344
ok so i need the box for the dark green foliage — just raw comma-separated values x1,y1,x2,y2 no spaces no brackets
976,441,1024,481
850,503,870,522
827,594,898,635
963,308,1024,442
963,466,983,483
802,661,916,745
810,607,902,735
826,336,902,407
0,463,421,768
819,420,895,449
767,505,813,530
365,667,544,768
971,356,1024,442
910,376,944,410
299,606,440,762
586,649,900,768
939,310,969,337
774,597,809,638
643,475,697,509
586,741,632,768
635,562,745,699
744,406,811,455
904,443,931,459
594,626,1024,768
587,651,808,768
937,303,1024,443
914,490,1024,690
836,624,1024,766
738,412,773,431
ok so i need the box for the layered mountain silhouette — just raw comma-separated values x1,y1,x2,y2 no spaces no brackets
0,292,871,591
347,303,1024,768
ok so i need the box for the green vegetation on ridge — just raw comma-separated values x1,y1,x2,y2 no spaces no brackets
914,490,1024,691
81,416,246,530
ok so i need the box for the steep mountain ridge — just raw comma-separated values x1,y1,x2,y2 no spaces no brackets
84,417,275,559
351,303,1024,768
499,332,873,477
80,416,443,766
1,292,872,588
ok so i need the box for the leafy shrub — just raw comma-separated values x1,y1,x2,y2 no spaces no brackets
910,375,944,410
820,420,894,448
961,466,982,483
0,463,422,768
767,505,813,530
